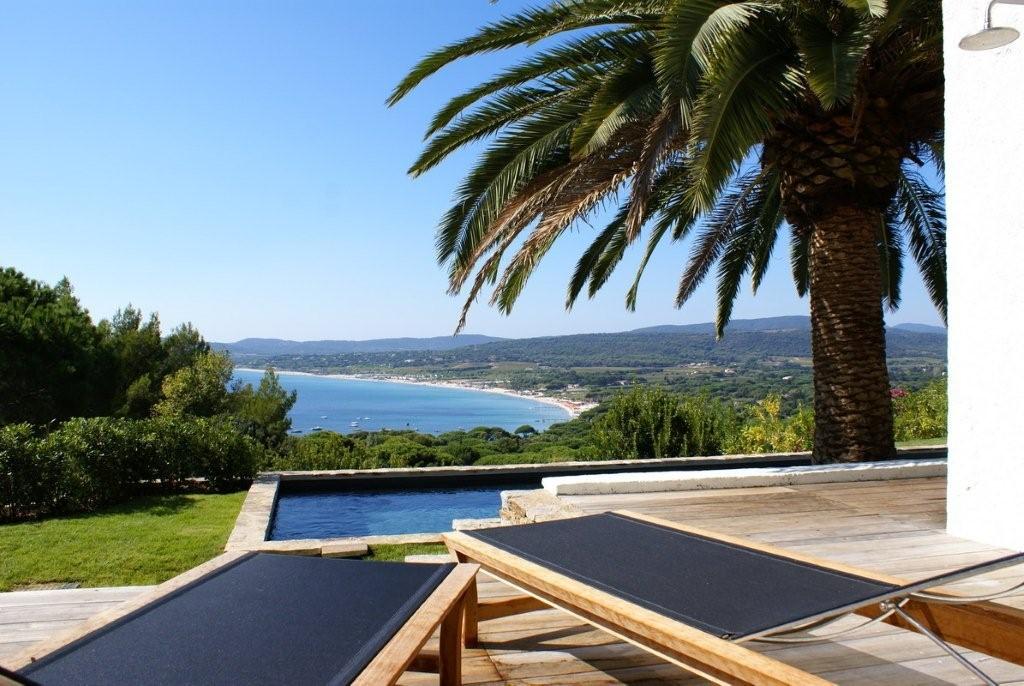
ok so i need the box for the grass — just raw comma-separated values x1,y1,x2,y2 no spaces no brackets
0,492,246,591
363,543,449,561
896,436,947,448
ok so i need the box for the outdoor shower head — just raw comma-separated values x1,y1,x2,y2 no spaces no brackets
961,0,1024,50
960,26,1020,50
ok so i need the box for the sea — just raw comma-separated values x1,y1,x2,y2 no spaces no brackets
231,369,572,435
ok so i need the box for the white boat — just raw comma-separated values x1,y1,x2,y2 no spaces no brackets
350,421,360,428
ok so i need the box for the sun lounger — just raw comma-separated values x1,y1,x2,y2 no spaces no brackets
3,552,478,686
445,510,1024,686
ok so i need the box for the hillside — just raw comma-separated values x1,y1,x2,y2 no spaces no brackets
422,327,944,368
227,317,944,369
227,317,946,408
213,333,504,356
629,315,813,335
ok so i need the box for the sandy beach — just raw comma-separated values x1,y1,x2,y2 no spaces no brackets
235,368,595,417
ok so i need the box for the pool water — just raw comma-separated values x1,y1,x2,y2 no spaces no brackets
269,482,534,539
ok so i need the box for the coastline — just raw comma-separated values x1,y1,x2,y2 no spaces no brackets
234,367,594,418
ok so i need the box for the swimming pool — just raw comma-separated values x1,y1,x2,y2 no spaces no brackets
268,480,536,539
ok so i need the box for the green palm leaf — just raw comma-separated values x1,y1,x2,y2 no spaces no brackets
425,30,651,138
683,23,799,214
895,171,946,320
794,10,868,109
388,0,661,106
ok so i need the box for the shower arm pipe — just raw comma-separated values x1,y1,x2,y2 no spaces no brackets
988,0,1024,27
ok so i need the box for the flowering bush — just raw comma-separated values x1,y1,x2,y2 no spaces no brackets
728,396,814,454
893,380,947,441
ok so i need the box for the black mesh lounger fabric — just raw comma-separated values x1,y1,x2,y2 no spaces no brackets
465,512,899,639
20,553,455,686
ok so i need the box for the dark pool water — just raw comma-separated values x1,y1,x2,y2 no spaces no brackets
268,482,534,539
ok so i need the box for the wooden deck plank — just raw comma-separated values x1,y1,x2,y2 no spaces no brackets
476,476,1024,684
4,476,1024,684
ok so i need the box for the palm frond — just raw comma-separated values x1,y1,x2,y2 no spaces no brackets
426,30,652,137
713,217,758,337
748,171,784,293
684,22,799,214
654,1,759,101
842,0,887,19
878,207,904,311
623,104,682,242
437,106,583,269
790,228,810,297
479,131,641,314
794,10,868,109
412,84,585,177
570,56,659,156
567,207,629,308
625,167,698,309
676,169,762,307
388,0,661,106
895,170,946,321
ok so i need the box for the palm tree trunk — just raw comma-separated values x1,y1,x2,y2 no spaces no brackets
808,204,896,463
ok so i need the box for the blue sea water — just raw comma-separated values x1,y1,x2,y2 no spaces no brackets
231,369,571,435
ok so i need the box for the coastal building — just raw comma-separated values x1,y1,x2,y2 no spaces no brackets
944,0,1024,549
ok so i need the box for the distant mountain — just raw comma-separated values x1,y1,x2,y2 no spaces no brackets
215,316,945,360
631,316,812,335
213,334,505,356
892,323,947,335
428,326,945,368
633,316,946,337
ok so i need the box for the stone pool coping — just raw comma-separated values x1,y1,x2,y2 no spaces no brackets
224,474,450,553
543,451,947,496
225,447,946,550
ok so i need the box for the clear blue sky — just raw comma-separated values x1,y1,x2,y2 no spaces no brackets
1,1,944,342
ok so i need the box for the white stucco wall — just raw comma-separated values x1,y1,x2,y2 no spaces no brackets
945,0,1024,550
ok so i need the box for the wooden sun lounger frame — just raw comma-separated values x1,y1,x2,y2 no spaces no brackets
5,551,479,686
444,509,1024,686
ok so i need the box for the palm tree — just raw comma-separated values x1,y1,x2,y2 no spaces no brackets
389,0,945,463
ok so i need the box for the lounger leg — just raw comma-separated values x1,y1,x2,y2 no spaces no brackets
462,578,479,648
439,602,463,686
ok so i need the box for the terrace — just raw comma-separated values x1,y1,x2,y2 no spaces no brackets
5,473,1023,684
3,1,1023,683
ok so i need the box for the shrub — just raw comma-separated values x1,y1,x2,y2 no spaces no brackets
0,424,45,519
592,387,737,459
0,417,263,521
473,444,601,465
271,432,372,471
371,437,448,468
442,440,481,466
729,396,813,454
893,380,947,441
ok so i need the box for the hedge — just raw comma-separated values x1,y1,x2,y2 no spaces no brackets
0,417,265,521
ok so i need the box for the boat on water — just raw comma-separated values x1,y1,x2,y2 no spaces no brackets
350,421,360,428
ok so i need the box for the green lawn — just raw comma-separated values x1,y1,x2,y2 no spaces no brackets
896,436,947,448
0,492,246,591
363,543,449,561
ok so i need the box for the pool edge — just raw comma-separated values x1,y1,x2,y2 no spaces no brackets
225,447,945,550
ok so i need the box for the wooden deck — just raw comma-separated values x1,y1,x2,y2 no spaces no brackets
441,477,1024,685
3,476,1024,684
0,586,153,663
